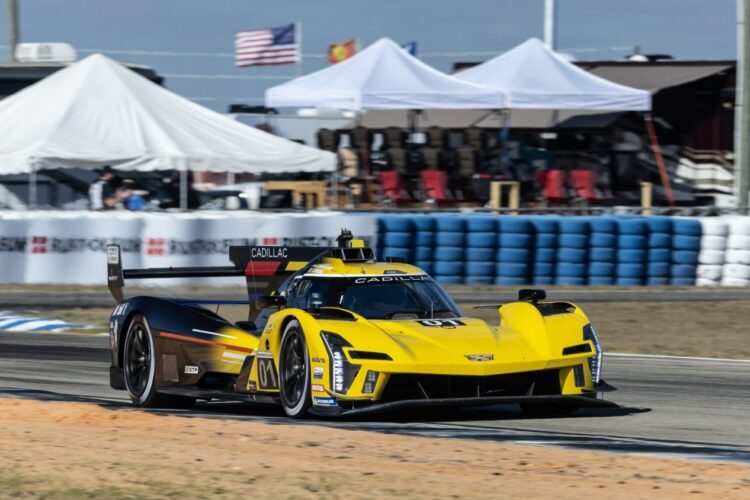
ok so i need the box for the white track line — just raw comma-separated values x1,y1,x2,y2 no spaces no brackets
606,352,750,363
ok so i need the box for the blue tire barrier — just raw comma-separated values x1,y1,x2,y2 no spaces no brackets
590,232,616,248
645,216,672,233
415,246,433,261
536,233,557,248
378,216,413,233
494,277,528,286
589,247,616,262
465,217,498,232
647,277,671,286
558,234,588,248
672,250,699,265
648,248,671,262
435,216,465,232
672,219,702,236
555,262,586,278
465,262,495,276
555,276,587,285
532,276,556,285
672,235,701,251
411,216,435,232
671,277,697,285
616,263,645,278
535,248,556,263
436,231,465,247
415,231,435,247
530,217,558,233
383,247,413,261
648,232,671,248
618,235,646,249
588,262,615,276
558,219,589,234
647,262,670,277
589,217,617,233
589,276,615,285
618,249,646,263
671,264,697,278
496,262,530,278
499,217,533,233
533,262,555,276
466,247,495,261
615,277,644,286
433,246,464,261
383,232,413,248
558,248,587,263
415,261,433,274
464,276,495,285
498,232,533,249
434,261,465,276
617,219,647,235
435,275,464,285
466,232,497,248
497,248,530,264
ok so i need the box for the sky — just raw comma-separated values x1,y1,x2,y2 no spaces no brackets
0,0,738,112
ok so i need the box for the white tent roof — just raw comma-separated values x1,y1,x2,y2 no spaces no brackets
456,38,652,111
265,38,507,110
0,54,335,174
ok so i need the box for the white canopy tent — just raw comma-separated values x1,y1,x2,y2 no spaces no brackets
0,54,336,207
456,38,651,111
266,38,507,110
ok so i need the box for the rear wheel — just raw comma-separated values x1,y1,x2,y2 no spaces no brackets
123,314,194,409
520,401,578,417
278,320,311,418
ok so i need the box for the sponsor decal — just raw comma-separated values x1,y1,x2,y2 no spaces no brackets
313,396,338,407
353,275,428,284
332,352,344,392
384,270,405,275
0,236,26,253
313,366,324,380
465,354,494,362
29,237,140,254
106,246,120,264
255,351,274,359
250,246,288,260
311,384,325,392
31,236,48,254
311,356,325,363
184,365,199,374
417,319,465,327
248,381,257,392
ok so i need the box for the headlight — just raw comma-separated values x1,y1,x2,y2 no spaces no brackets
320,331,360,394
583,324,603,384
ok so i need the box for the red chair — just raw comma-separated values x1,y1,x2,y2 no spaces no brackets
540,169,568,203
420,170,451,202
378,171,407,204
570,169,597,203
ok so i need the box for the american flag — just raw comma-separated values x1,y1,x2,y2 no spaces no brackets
235,23,299,67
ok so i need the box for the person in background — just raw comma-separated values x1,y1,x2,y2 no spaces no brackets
89,165,120,210
118,178,147,210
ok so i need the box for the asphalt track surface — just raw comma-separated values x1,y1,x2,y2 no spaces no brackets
2,332,749,462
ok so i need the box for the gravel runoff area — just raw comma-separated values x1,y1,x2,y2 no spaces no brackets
0,398,748,499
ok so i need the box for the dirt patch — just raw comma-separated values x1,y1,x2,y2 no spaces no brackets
0,398,748,499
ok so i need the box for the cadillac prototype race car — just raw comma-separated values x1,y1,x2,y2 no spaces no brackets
106,230,616,418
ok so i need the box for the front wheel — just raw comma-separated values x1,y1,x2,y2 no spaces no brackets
278,320,311,418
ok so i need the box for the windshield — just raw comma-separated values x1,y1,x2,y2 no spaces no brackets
286,275,462,320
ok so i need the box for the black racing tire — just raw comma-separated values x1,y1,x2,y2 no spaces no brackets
278,320,312,418
520,401,578,417
123,313,195,409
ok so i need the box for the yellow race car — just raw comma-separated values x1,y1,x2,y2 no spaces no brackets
106,230,616,418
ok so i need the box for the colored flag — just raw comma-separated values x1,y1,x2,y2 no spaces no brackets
402,41,418,57
328,38,357,64
235,23,299,67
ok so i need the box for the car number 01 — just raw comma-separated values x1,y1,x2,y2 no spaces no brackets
417,319,465,327
258,358,278,389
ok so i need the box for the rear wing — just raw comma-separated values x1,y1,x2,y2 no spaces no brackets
106,244,330,304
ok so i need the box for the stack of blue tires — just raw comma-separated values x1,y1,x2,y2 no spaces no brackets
495,217,534,285
555,218,588,285
530,217,557,285
587,217,617,285
671,218,701,285
645,216,672,285
379,216,414,264
615,218,647,285
433,216,466,284
464,216,498,284
412,216,436,275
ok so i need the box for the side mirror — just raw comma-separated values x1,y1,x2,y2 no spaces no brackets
518,289,546,303
257,295,286,308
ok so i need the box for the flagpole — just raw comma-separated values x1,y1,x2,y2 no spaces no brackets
296,18,303,76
